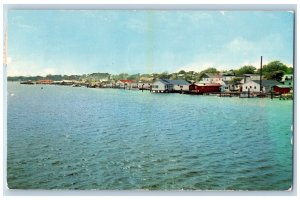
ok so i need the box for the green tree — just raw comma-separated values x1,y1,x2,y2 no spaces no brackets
264,70,285,82
236,65,257,76
158,71,171,79
261,61,289,81
127,73,140,81
262,61,288,73
196,68,219,81
229,77,243,85
286,67,293,74
170,73,178,80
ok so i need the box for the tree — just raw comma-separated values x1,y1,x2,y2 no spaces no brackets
261,61,289,81
229,77,243,85
286,67,293,74
196,68,219,81
264,70,285,82
170,73,178,80
236,65,257,76
158,71,171,79
262,61,288,73
202,67,219,73
127,74,140,81
178,70,186,74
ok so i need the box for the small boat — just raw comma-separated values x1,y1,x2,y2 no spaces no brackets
72,84,81,87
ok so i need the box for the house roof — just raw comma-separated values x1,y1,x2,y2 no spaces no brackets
221,71,235,76
274,85,291,88
252,80,282,87
120,80,134,83
159,79,190,85
193,83,221,87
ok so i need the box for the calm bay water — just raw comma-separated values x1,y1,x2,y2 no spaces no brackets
7,82,293,190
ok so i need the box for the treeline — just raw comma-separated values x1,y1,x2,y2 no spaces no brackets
7,60,293,82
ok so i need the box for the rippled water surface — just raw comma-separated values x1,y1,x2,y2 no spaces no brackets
7,82,293,190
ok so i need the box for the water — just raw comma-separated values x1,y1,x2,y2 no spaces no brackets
7,82,293,190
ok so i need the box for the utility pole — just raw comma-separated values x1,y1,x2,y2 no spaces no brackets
260,56,263,92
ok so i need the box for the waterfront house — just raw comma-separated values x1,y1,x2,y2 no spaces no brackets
200,73,239,92
200,73,224,92
61,80,74,85
281,74,293,87
116,80,134,89
223,81,241,92
152,79,190,93
189,83,221,94
137,82,152,90
241,80,282,93
152,79,173,92
171,80,191,91
273,85,291,94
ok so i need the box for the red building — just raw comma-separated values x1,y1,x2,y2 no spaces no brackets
36,79,53,84
120,80,134,84
273,85,291,94
189,83,221,94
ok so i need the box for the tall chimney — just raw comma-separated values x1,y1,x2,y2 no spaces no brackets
260,56,263,92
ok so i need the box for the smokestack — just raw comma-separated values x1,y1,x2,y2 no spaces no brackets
260,56,263,92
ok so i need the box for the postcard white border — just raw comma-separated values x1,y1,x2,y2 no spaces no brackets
1,1,298,199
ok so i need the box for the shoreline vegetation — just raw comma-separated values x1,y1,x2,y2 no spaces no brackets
8,60,293,99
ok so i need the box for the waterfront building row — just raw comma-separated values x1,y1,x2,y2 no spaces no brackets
20,72,293,95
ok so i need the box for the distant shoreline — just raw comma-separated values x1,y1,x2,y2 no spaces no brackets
8,81,293,100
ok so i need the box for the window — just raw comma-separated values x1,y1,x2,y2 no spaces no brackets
250,86,252,89
289,82,291,85
245,86,248,89
254,86,256,89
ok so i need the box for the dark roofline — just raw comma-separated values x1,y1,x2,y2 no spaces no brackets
252,80,282,86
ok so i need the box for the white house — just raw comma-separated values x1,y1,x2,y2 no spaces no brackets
171,80,190,91
241,80,282,93
116,80,134,89
152,79,173,92
222,74,236,81
201,73,224,83
241,81,261,93
137,82,152,90
151,79,190,92
223,81,241,92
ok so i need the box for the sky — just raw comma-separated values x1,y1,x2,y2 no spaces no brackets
6,10,294,76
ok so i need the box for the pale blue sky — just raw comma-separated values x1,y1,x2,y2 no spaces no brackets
7,10,294,76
